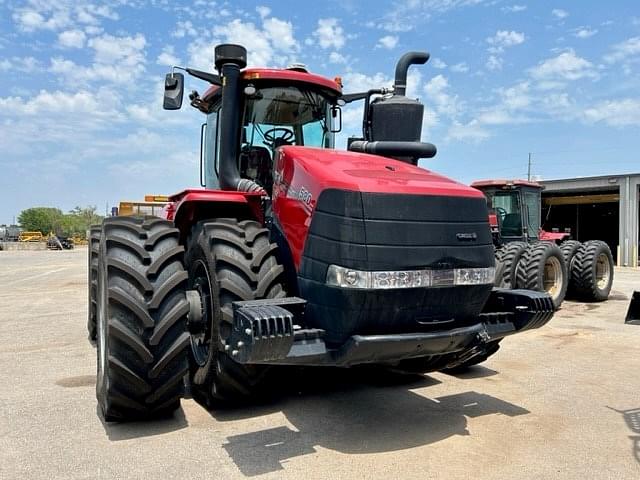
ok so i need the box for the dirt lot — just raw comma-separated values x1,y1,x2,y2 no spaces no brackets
1,248,639,479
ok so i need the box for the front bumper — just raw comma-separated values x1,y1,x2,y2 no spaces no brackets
224,288,554,367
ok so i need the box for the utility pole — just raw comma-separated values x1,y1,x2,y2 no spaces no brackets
527,152,532,181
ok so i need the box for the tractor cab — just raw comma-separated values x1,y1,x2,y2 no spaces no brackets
471,179,543,246
163,47,342,195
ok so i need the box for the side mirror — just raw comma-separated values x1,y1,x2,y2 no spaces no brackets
163,72,184,110
330,105,342,133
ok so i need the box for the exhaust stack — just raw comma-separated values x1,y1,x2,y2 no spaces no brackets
393,52,430,96
215,44,265,194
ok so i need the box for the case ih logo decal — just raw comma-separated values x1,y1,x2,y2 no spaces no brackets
456,232,477,241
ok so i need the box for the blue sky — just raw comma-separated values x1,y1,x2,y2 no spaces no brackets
1,0,639,224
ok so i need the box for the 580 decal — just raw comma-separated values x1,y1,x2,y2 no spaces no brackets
297,186,312,205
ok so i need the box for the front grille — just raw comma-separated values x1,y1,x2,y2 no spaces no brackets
299,189,494,279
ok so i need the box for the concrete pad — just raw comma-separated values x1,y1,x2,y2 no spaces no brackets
1,249,639,479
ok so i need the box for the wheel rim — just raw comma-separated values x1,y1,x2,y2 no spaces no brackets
543,256,564,301
595,253,611,290
189,259,213,367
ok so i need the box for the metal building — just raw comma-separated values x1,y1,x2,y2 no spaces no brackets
540,173,639,267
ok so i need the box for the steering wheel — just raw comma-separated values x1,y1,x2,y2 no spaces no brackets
263,128,294,147
495,207,508,222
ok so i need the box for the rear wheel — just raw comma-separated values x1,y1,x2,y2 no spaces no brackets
185,219,286,408
560,240,582,270
570,240,614,302
96,216,190,421
87,225,101,343
495,241,528,288
516,242,568,309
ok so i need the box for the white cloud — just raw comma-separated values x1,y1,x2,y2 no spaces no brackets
376,0,493,32
341,72,392,93
157,46,181,66
0,89,119,118
502,5,527,12
13,8,70,32
529,50,597,82
552,9,569,19
486,55,503,70
377,35,398,50
58,29,86,48
450,62,469,73
500,82,531,110
603,36,640,64
487,30,525,52
584,98,640,126
313,18,345,50
447,120,490,142
256,6,271,19
90,33,146,66
329,51,346,64
12,3,118,32
485,30,525,70
431,57,447,69
209,16,299,68
50,33,147,85
424,74,461,117
0,56,40,73
573,28,598,39
172,20,197,38
263,18,298,53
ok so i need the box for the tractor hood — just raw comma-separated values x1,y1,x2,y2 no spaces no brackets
276,146,483,199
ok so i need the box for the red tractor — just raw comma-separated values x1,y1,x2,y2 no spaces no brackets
88,44,554,421
471,179,615,309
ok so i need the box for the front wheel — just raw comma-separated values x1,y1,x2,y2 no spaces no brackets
185,218,286,408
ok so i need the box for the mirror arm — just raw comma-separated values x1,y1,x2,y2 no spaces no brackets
171,66,222,85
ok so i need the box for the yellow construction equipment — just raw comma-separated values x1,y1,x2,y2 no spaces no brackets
118,195,168,217
71,235,88,246
19,231,44,242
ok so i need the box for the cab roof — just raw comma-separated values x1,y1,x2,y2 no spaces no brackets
471,179,543,189
202,67,342,102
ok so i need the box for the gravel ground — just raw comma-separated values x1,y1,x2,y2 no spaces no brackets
1,248,639,480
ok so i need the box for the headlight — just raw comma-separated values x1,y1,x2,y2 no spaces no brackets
326,265,495,289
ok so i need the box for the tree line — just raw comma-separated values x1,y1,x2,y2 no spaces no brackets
17,206,104,238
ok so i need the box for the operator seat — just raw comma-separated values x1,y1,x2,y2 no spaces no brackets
501,213,522,237
239,146,274,194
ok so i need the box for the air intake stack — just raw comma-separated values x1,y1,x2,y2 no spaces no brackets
368,52,429,144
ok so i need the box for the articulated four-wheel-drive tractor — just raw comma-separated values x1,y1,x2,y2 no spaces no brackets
471,179,615,309
88,44,555,421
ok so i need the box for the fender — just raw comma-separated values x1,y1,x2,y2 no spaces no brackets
166,188,264,243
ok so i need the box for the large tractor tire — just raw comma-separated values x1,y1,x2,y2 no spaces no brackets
87,225,101,343
185,219,286,408
516,242,568,310
495,241,528,288
570,240,614,302
96,216,190,421
560,240,582,270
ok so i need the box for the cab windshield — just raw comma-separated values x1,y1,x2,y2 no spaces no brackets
242,85,333,152
238,85,334,193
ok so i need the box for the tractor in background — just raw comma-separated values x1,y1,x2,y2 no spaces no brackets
472,179,614,309
88,44,555,422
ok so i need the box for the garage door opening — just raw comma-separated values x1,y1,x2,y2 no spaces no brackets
542,190,619,262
